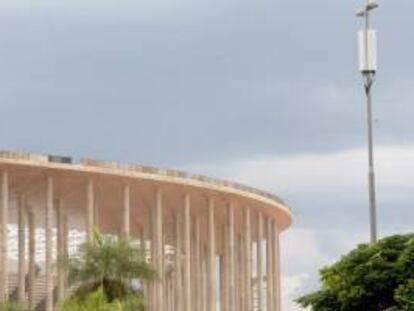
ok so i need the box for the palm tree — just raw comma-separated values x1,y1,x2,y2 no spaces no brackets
61,229,157,308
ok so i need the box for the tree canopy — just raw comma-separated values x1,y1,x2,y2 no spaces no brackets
296,234,414,311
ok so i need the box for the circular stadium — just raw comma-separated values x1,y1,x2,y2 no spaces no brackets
0,150,292,311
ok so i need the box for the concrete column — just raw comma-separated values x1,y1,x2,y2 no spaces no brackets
165,276,169,311
228,202,235,311
27,210,35,309
222,225,229,311
45,176,54,311
17,195,27,302
56,199,65,302
0,170,8,300
266,218,274,311
86,179,94,241
195,217,203,311
234,235,243,311
208,199,216,311
63,214,69,297
169,276,174,311
140,227,146,258
273,222,281,311
122,184,130,237
155,189,164,311
149,208,155,311
140,226,149,303
244,208,252,311
241,236,247,311
220,255,225,311
191,224,198,311
257,212,264,311
183,194,192,311
202,246,208,311
163,230,168,311
174,214,182,311
166,277,170,311
171,275,175,311
236,235,244,311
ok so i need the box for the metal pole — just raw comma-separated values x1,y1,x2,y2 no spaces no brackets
363,1,378,243
365,73,377,243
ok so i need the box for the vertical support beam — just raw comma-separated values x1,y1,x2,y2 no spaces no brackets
220,255,225,311
266,218,274,311
208,198,216,311
56,199,65,302
171,276,175,311
155,189,164,311
228,202,236,311
175,214,182,311
140,226,149,303
238,235,245,311
163,230,168,310
234,237,238,311
222,225,229,311
166,277,170,311
273,222,281,311
17,194,26,303
122,184,130,237
257,212,264,311
184,194,192,311
195,217,202,311
86,179,94,241
28,209,36,309
169,276,174,311
0,170,8,300
149,207,155,311
140,227,146,259
191,223,198,311
202,246,208,311
45,175,54,311
62,214,69,297
244,208,252,311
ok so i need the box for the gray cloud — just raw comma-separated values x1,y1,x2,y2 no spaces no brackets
1,1,414,309
0,0,413,166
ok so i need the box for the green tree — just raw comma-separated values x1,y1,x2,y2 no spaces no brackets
60,229,157,310
0,301,30,311
59,286,145,311
386,280,414,311
297,234,414,311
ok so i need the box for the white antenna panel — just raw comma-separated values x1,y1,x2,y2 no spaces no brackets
358,29,377,73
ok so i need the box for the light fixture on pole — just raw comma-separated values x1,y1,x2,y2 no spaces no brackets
357,0,379,243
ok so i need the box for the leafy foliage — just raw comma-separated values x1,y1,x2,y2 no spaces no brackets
0,301,30,311
59,286,145,311
297,234,414,311
386,279,414,311
60,229,156,307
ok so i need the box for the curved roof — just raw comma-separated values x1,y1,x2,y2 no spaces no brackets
0,151,292,231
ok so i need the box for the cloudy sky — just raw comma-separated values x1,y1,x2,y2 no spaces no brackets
1,0,414,310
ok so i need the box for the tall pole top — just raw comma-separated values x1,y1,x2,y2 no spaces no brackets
356,1,378,17
357,0,378,74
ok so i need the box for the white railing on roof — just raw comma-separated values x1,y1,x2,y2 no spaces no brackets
0,150,48,162
0,151,286,206
80,158,285,205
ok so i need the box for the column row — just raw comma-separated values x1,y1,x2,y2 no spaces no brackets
0,171,282,311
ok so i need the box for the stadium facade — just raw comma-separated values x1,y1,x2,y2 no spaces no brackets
0,151,292,311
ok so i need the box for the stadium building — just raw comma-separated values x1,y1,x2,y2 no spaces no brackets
0,151,292,311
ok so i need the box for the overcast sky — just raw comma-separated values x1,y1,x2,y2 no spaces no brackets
1,0,414,310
